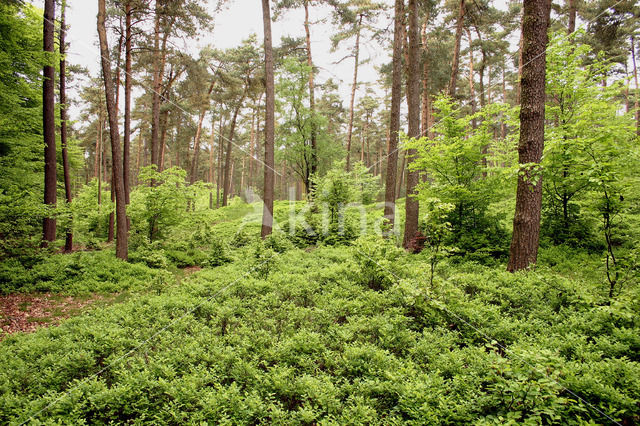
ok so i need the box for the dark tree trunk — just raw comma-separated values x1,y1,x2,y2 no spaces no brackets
261,0,275,238
448,0,465,97
383,0,404,237
98,0,128,260
345,14,363,172
403,0,420,249
42,0,56,246
60,0,73,252
507,0,551,272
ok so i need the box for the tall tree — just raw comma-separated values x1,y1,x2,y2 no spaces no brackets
261,0,275,238
123,0,133,212
448,0,465,96
42,0,56,245
60,0,73,252
98,0,128,260
383,0,404,237
507,0,551,272
402,0,420,249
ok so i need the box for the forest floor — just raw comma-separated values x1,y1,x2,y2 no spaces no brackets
0,292,123,339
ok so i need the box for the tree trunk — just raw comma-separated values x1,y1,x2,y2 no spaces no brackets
209,115,215,209
60,0,73,252
448,0,465,97
632,36,640,136
190,80,216,184
567,0,576,34
516,13,524,104
421,16,433,139
303,1,318,187
222,105,241,207
345,14,363,172
217,115,223,208
42,0,56,246
124,0,132,207
403,0,420,249
150,5,162,171
383,0,404,237
98,0,128,260
507,0,551,272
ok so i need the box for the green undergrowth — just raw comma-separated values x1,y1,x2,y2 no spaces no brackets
0,249,170,295
0,239,638,424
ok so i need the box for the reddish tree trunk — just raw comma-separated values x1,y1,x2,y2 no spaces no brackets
222,105,241,207
345,14,363,172
60,0,73,252
448,0,465,97
383,0,404,237
124,1,132,206
403,0,420,249
42,0,56,246
507,0,551,272
98,0,128,260
262,0,275,238
304,1,318,187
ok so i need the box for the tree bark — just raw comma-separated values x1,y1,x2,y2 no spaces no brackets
567,0,576,34
209,115,215,209
303,1,318,188
507,0,551,272
190,80,216,184
631,36,640,136
383,0,404,237
222,105,241,206
124,0,132,206
150,4,162,171
403,0,420,249
98,0,128,260
217,115,223,208
421,16,433,139
60,0,73,252
42,0,56,246
345,14,363,172
447,0,465,97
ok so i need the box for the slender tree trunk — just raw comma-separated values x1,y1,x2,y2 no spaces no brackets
124,0,132,207
60,0,73,252
209,115,215,209
150,6,162,171
403,0,420,249
396,153,405,199
448,0,465,97
567,0,576,34
98,0,128,260
42,0,56,246
516,13,524,104
421,16,433,139
303,1,318,187
501,66,507,139
97,118,103,205
345,14,363,172
223,105,241,206
190,80,216,184
631,36,640,136
217,115,223,208
249,108,255,188
507,0,551,272
383,0,404,237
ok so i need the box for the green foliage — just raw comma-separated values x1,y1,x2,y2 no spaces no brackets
542,30,638,250
129,166,189,242
71,179,113,243
406,97,513,260
1,245,638,424
0,250,168,295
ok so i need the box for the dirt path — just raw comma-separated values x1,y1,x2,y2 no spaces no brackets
0,293,120,340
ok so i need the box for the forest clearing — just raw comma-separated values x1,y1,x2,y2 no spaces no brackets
1,0,639,423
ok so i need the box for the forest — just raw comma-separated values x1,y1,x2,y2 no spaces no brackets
0,0,639,423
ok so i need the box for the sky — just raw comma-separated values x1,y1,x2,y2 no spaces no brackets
31,0,393,124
